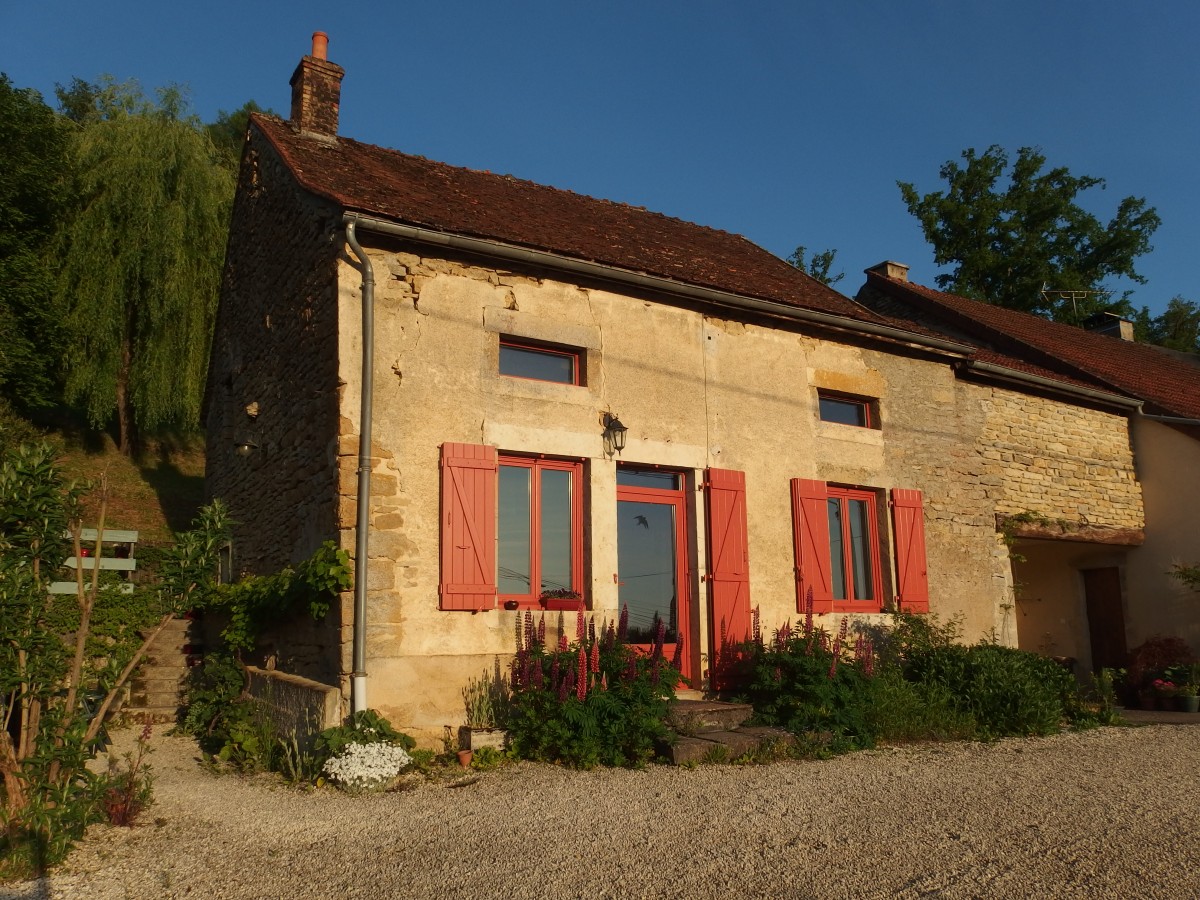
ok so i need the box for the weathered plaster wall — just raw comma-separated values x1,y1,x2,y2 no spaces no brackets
204,127,344,681
1125,419,1200,652
328,241,1148,736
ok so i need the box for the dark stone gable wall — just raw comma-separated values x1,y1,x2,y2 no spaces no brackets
204,125,343,680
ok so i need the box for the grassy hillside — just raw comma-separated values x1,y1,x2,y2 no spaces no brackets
54,430,206,544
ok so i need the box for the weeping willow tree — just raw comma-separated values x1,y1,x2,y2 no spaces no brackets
55,80,234,453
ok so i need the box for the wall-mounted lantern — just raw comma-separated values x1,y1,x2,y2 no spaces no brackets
602,411,628,457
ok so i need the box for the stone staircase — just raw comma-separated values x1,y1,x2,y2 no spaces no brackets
123,617,201,724
665,695,796,765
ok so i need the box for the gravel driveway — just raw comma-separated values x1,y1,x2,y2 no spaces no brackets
5,722,1199,899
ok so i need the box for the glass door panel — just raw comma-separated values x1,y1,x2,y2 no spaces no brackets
617,500,679,644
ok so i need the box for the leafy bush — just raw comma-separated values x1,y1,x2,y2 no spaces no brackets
864,669,976,743
1125,636,1195,694
904,643,1072,738
315,709,415,760
506,610,676,768
99,721,155,826
729,616,879,754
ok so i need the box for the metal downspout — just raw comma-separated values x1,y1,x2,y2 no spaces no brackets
344,219,374,714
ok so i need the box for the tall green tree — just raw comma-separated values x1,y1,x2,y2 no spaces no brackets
0,75,71,410
899,146,1160,322
54,79,234,452
787,245,844,287
205,99,274,169
1141,297,1200,354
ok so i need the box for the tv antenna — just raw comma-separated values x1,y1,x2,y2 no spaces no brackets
1040,284,1112,323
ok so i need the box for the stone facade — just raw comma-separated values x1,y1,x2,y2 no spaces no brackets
203,128,345,679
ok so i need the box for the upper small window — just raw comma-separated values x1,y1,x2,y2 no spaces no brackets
818,391,873,428
500,339,581,385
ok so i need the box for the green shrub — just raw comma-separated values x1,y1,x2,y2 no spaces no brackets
506,615,676,768
729,618,878,754
904,643,1071,738
865,669,977,743
315,709,416,761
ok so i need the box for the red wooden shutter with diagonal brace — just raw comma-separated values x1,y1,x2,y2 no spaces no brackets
791,478,834,613
440,442,498,611
706,468,751,646
891,488,930,613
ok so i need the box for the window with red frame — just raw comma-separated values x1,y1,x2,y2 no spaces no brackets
497,456,583,605
817,391,874,428
499,338,582,385
825,486,881,609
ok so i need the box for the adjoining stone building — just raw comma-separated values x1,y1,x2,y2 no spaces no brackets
205,36,1149,739
858,263,1199,672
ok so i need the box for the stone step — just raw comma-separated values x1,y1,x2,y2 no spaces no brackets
668,699,754,734
117,706,180,725
664,726,796,766
131,671,189,692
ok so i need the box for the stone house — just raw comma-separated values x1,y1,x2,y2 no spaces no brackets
205,37,1148,737
857,263,1200,670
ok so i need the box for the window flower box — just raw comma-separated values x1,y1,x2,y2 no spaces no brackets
540,590,583,611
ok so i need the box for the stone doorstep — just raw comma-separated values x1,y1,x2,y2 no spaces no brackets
668,698,754,734
665,727,796,766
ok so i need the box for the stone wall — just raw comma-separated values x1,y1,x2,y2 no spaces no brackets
974,388,1143,529
204,123,345,683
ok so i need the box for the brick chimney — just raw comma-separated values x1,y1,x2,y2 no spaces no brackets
1083,312,1135,341
289,32,344,138
867,260,909,283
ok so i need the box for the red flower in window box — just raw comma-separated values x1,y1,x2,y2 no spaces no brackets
539,589,583,611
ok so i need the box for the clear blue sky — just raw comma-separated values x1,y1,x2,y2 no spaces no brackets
4,2,1197,315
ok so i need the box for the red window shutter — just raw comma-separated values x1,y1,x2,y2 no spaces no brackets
440,443,498,611
791,478,834,613
891,488,930,613
705,468,751,646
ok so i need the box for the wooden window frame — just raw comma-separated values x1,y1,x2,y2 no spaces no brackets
499,337,583,386
817,390,875,429
498,455,585,609
825,485,883,612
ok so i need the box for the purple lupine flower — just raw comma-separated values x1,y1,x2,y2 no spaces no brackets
625,654,638,683
511,654,522,690
577,647,588,701
521,649,532,688
590,640,600,674
515,612,524,653
537,613,546,648
558,672,570,703
752,606,761,646
550,656,561,690
804,587,814,638
602,622,615,652
588,616,596,646
558,633,569,653
525,611,535,652
863,639,875,678
652,618,666,660
532,658,544,690
576,607,585,642
618,604,629,641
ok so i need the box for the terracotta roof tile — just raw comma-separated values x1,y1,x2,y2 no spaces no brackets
252,114,886,323
865,272,1200,418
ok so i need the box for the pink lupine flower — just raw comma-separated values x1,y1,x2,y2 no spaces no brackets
511,654,522,690
515,613,524,653
558,672,570,703
618,604,629,641
652,618,666,659
602,622,616,652
863,639,875,678
601,672,608,691
588,616,596,646
550,656,561,689
590,640,600,674
577,647,588,701
625,655,638,683
670,641,682,671
558,633,569,653
520,649,532,688
576,607,585,641
532,659,544,690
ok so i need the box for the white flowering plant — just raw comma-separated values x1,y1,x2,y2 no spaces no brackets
323,741,413,793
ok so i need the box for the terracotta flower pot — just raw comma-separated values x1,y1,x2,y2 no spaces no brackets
456,749,473,768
